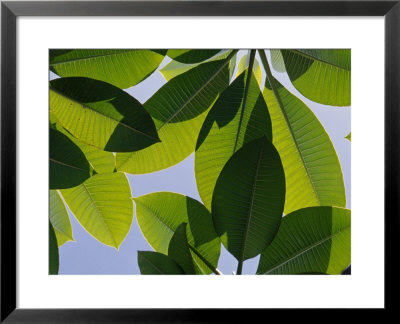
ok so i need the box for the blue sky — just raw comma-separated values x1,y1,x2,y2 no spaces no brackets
52,50,351,275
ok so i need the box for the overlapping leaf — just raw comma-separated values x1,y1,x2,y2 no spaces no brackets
280,49,351,106
50,49,166,88
212,137,286,262
50,77,160,152
167,49,221,64
195,64,272,210
49,190,74,246
61,173,133,249
168,223,196,274
137,251,184,275
49,222,59,275
116,54,235,174
50,128,91,189
259,50,346,214
257,207,351,274
134,192,220,274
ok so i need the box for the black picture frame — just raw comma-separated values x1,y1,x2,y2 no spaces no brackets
1,0,398,321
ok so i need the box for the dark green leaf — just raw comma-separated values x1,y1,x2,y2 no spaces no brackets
49,222,59,275
167,49,221,64
212,137,286,262
138,251,184,275
134,192,220,274
50,77,160,152
257,207,351,275
50,128,91,189
195,63,272,210
117,53,236,173
168,223,196,274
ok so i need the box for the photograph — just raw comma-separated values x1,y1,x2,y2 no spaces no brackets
49,49,351,275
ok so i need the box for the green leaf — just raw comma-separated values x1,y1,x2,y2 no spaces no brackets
212,137,286,262
49,190,74,246
50,128,91,189
138,251,184,275
49,222,59,275
160,50,235,82
168,223,196,274
257,207,351,275
49,49,166,89
280,49,351,106
51,120,115,174
167,49,221,64
263,82,346,214
195,62,272,210
134,192,220,274
60,173,133,249
259,50,346,215
50,77,160,152
345,132,351,141
116,54,236,174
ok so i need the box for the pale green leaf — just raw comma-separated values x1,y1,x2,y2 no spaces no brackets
259,49,346,215
49,222,59,275
134,192,220,274
280,49,351,106
138,251,184,275
50,77,160,152
61,173,133,249
49,190,74,246
50,128,91,189
50,49,166,89
257,207,351,275
212,137,286,262
262,79,346,214
195,67,272,210
116,55,235,174
168,223,196,274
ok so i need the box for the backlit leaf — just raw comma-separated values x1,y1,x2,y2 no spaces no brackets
49,190,74,246
168,223,196,274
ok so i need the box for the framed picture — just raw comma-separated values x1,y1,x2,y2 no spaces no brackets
1,0,398,321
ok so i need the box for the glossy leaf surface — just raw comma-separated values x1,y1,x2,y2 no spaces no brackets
50,49,166,88
50,77,160,152
257,207,351,274
138,251,184,275
212,137,285,262
61,173,133,249
134,192,220,274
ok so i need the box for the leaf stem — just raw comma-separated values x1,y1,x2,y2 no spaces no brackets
236,260,243,275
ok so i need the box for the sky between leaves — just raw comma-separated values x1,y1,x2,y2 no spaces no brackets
50,50,351,275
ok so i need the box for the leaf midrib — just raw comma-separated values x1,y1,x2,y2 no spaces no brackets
50,157,89,173
238,143,264,263
50,50,140,66
50,88,159,143
260,224,350,274
289,50,350,71
259,50,320,205
157,50,238,130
